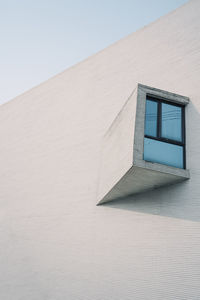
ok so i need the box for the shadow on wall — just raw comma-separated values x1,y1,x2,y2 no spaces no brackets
102,181,194,222
101,101,200,223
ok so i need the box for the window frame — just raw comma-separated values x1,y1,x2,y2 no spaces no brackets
144,95,186,169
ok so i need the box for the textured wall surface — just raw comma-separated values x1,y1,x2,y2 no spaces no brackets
0,0,200,299
97,88,137,203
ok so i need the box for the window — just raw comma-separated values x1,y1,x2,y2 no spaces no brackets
144,96,185,169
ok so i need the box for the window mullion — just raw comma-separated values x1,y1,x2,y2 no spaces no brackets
157,102,161,138
182,106,186,168
182,106,185,144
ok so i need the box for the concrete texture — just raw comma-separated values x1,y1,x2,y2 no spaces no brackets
1,0,200,299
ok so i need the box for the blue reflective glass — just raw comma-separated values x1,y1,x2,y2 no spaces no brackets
161,103,182,142
144,138,183,168
145,100,158,137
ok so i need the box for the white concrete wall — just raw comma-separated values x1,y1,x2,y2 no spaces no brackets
0,0,200,299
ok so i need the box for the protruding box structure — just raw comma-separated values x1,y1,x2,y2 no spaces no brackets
97,84,190,204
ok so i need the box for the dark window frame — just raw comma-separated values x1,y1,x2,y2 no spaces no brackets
145,95,186,169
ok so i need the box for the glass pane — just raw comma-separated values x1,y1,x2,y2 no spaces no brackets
145,100,158,137
161,103,182,142
144,138,183,168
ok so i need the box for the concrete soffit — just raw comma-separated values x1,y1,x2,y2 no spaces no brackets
97,83,190,205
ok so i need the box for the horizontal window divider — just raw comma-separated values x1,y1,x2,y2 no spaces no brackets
144,135,184,146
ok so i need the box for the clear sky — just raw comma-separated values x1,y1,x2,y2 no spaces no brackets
0,0,188,104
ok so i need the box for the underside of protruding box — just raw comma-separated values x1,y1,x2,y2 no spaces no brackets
98,163,190,205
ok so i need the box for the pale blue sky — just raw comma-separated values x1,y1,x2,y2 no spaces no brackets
0,0,188,104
